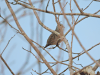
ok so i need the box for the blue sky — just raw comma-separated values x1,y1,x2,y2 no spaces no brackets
0,0,100,75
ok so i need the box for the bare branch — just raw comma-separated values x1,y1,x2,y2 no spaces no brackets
0,55,15,75
5,0,57,75
74,0,84,13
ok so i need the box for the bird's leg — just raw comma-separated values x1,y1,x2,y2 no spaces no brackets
56,39,61,47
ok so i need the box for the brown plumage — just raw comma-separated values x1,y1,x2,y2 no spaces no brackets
44,24,64,48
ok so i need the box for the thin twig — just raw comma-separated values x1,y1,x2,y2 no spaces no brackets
46,0,50,11
58,68,68,75
0,16,21,34
1,33,17,55
0,55,15,75
74,0,84,13
74,32,100,67
22,47,42,63
83,0,93,11
64,10,100,36
62,43,100,62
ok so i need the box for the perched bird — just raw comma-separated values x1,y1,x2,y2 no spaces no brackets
44,24,64,48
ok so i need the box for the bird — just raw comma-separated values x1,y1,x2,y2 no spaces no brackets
44,24,64,48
